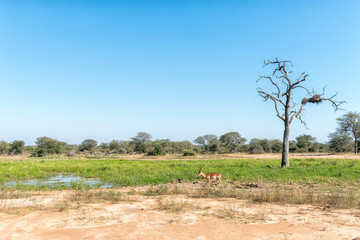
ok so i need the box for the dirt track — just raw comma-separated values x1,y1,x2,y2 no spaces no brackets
1,186,360,240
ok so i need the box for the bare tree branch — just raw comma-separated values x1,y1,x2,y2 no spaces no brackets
320,92,346,111
295,112,309,130
258,88,285,120
257,58,345,168
289,102,307,125
302,88,346,111
257,76,281,98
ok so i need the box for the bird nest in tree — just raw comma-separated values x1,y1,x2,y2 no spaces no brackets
302,94,323,105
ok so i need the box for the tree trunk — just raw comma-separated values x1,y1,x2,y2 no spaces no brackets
281,120,290,168
355,139,358,154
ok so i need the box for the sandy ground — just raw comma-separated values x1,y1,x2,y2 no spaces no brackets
1,185,360,240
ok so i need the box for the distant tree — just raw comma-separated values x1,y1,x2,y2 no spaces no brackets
9,140,25,155
310,142,328,152
295,134,316,152
131,132,152,143
0,141,10,155
257,58,344,167
270,139,283,153
328,131,353,152
147,141,165,156
79,139,98,154
109,140,121,153
104,140,127,154
171,141,194,154
183,149,196,156
99,143,110,154
118,140,132,154
219,132,246,153
35,136,67,156
209,141,220,154
65,144,77,156
147,139,172,156
194,134,218,153
289,140,298,153
336,112,360,153
249,139,264,154
131,132,152,154
26,145,37,156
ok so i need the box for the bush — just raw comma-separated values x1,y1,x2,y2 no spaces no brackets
250,145,264,154
147,144,165,156
183,149,196,156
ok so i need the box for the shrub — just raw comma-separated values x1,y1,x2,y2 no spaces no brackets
250,145,264,154
147,144,165,156
183,149,196,156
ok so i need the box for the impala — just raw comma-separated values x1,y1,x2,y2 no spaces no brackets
197,167,222,186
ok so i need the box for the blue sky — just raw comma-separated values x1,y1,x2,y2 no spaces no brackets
0,0,359,145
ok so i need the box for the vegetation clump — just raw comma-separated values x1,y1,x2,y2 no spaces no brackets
183,149,196,156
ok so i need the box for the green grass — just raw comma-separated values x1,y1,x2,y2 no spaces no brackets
0,158,360,190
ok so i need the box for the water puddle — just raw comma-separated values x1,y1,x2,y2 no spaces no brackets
4,174,113,189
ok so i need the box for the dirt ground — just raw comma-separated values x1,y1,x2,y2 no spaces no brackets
1,184,360,240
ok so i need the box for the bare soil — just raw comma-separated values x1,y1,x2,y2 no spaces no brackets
1,184,360,240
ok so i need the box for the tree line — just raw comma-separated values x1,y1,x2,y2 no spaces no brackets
0,111,358,157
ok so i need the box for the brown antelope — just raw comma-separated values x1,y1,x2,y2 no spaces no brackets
197,167,222,186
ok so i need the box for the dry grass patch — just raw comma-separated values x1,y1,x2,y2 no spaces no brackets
0,191,32,199
155,197,191,213
186,183,360,210
215,203,268,223
248,188,360,209
0,189,134,215
67,189,132,205
143,185,186,196
188,185,245,199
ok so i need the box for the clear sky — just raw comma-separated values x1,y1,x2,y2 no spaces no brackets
0,0,359,145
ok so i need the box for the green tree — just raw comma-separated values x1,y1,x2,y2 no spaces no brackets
35,136,66,156
0,141,10,155
194,134,218,153
289,140,298,153
118,141,132,154
219,132,246,153
99,143,110,154
131,132,152,154
270,139,282,153
336,112,360,153
131,132,152,143
147,141,165,156
9,140,25,155
249,139,264,154
170,141,194,154
79,139,98,154
295,134,316,152
328,131,353,152
109,140,121,153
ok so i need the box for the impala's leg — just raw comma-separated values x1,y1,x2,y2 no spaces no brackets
205,178,210,187
219,176,222,185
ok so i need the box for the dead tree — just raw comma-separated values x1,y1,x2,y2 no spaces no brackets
257,58,345,168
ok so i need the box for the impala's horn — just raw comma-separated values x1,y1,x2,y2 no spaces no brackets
198,167,202,173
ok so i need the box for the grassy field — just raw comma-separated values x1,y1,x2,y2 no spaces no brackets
0,157,360,190
0,157,360,209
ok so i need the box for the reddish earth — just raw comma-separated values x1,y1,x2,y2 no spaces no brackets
1,186,359,240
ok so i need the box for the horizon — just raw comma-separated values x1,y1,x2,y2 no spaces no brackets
1,1,359,145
